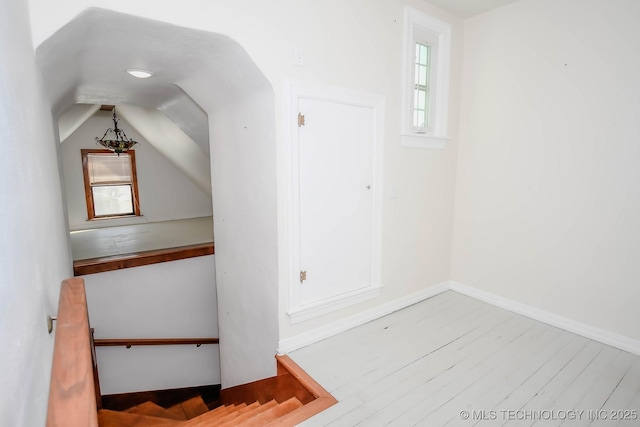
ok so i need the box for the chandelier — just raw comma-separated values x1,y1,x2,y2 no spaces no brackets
95,107,138,155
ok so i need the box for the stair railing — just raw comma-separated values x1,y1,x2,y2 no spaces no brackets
46,277,220,426
93,337,219,348
47,278,99,427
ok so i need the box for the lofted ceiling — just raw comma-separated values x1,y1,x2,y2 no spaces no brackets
36,8,271,197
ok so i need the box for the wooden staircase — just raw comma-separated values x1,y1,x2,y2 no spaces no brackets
97,395,305,427
47,278,337,427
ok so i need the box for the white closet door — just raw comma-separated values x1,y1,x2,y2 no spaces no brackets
297,97,374,306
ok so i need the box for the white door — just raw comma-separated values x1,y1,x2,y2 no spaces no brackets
297,97,374,307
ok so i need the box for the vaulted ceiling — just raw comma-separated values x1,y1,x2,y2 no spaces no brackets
36,8,270,196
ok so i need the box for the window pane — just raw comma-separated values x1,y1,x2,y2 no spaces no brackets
92,185,134,216
413,42,432,130
88,153,132,184
418,90,427,109
415,110,426,128
418,65,428,86
420,44,428,65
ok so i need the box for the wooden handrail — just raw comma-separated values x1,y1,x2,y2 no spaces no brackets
94,337,219,347
47,278,99,427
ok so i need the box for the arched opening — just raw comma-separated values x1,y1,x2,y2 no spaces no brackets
36,7,279,392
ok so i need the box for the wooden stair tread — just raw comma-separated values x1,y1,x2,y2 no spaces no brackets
217,400,277,427
98,409,183,427
182,401,273,427
168,395,210,419
203,403,249,427
125,401,187,421
178,403,235,427
210,402,259,425
237,397,303,427
190,402,234,419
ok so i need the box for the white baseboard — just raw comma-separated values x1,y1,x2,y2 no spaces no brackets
449,281,640,356
278,281,449,354
287,285,383,324
279,280,640,356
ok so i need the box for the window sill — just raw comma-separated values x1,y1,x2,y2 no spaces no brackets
401,133,450,149
88,214,141,221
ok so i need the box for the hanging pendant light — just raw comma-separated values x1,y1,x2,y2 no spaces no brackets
95,107,138,155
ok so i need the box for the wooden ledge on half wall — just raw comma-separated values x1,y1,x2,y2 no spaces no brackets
73,242,214,276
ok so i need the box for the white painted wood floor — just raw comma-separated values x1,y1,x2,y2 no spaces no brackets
290,291,640,426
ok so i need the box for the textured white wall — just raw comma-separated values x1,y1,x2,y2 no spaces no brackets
453,0,640,341
61,111,212,230
0,1,73,425
205,88,280,388
83,256,219,394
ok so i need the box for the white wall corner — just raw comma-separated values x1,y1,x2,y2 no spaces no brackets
278,282,449,354
449,281,640,356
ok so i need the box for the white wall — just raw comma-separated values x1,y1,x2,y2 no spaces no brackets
205,88,280,388
61,110,213,230
83,255,219,394
0,1,73,425
453,0,640,341
27,0,463,387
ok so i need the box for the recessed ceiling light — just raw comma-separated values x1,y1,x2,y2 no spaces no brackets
126,69,153,79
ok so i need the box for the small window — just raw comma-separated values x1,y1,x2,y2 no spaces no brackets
81,149,141,220
402,7,451,148
413,41,432,130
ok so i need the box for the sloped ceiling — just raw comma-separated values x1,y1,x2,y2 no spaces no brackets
36,8,269,194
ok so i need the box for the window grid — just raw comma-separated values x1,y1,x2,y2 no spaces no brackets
413,42,431,130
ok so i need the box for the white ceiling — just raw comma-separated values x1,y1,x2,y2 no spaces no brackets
425,0,521,18
37,8,270,194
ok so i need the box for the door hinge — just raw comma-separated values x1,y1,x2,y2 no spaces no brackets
300,270,307,283
298,112,305,127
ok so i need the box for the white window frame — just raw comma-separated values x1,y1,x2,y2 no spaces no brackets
401,7,451,149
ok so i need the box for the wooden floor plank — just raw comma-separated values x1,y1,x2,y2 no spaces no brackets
368,317,539,426
341,308,520,423
487,333,589,416
298,295,492,395
425,325,572,426
337,312,540,425
589,358,640,426
391,322,554,426
289,291,640,427
543,348,637,427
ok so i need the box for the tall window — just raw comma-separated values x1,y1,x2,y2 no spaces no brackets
414,42,432,130
82,149,141,220
402,7,451,149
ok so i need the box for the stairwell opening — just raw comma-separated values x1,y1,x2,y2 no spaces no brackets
36,7,279,397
